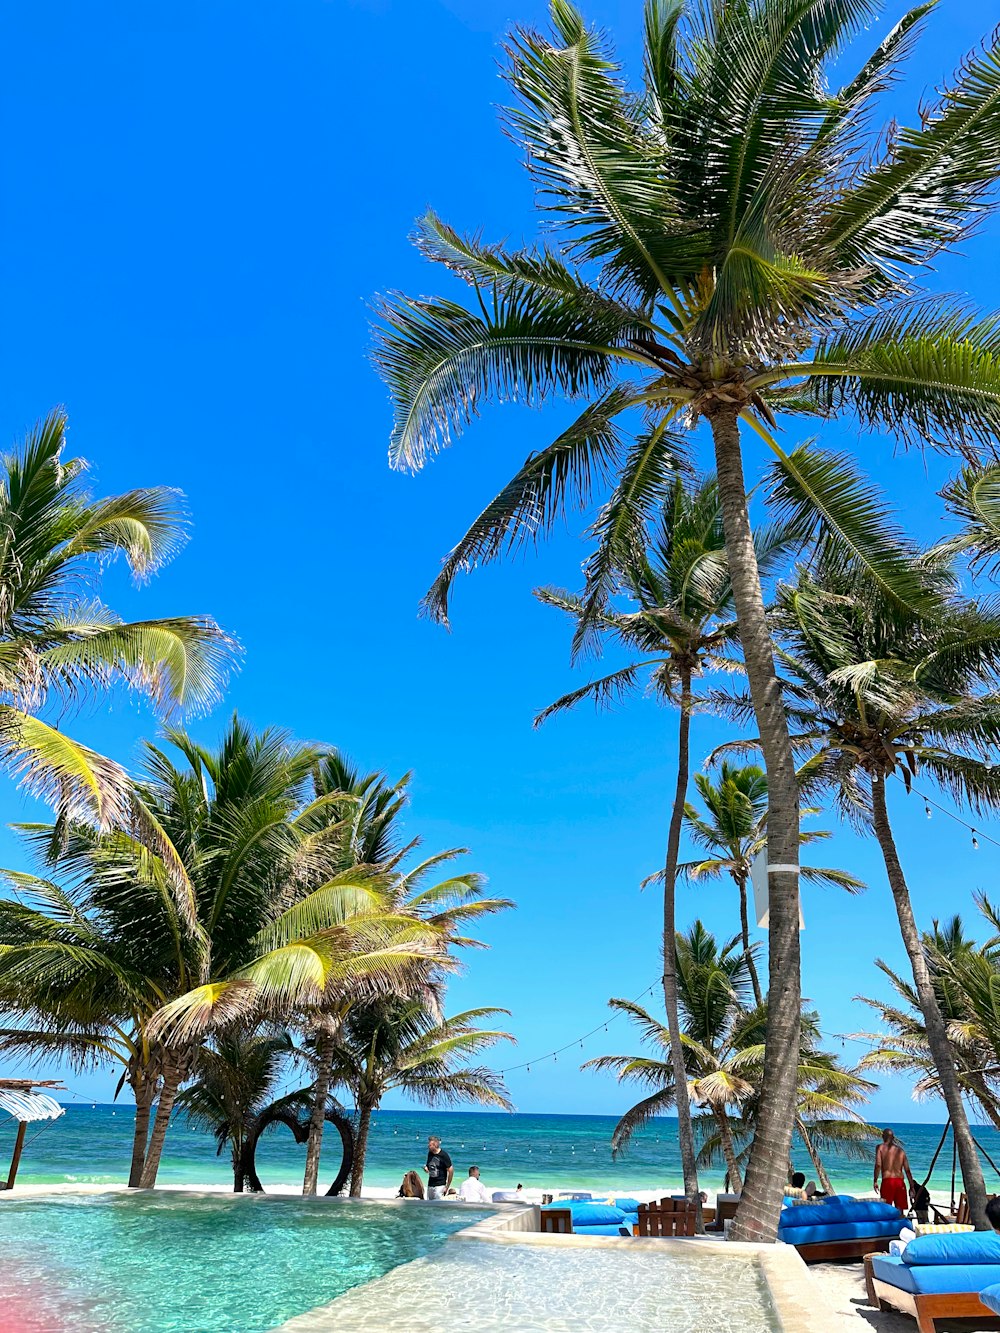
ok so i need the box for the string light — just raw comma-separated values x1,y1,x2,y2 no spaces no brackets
891,773,1000,851
498,979,660,1076
973,829,980,850
925,804,932,819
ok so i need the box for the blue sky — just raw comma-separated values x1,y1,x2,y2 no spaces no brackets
3,0,1000,1124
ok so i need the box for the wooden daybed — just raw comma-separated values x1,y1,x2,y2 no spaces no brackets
865,1252,1000,1333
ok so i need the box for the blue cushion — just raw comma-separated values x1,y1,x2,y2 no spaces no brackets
903,1232,1000,1266
778,1219,904,1246
872,1253,1000,1295
552,1202,625,1226
612,1197,641,1213
982,1283,1000,1314
573,1223,632,1237
778,1198,901,1230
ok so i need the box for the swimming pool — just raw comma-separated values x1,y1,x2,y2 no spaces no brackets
1,1192,494,1332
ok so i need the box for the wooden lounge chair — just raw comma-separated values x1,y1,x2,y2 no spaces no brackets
930,1192,971,1226
704,1194,740,1233
864,1251,1000,1333
636,1199,697,1237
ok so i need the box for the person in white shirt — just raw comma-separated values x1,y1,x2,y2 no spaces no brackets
457,1165,491,1203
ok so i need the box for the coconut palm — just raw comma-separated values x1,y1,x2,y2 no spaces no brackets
281,757,513,1195
586,922,761,1190
727,558,1000,1222
175,1027,298,1191
331,998,513,1196
534,473,759,1213
0,720,440,1190
859,908,1000,1131
0,410,234,825
374,0,1000,1236
678,762,864,1004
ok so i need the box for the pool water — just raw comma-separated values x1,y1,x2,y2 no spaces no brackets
286,1237,783,1332
0,1193,493,1332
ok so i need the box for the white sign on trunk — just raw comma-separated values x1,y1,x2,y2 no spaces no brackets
751,850,804,930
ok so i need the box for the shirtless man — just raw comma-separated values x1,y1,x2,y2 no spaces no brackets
874,1128,915,1212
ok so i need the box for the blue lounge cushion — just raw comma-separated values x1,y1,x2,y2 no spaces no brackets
558,1202,626,1226
612,1197,641,1213
778,1219,905,1247
903,1231,1000,1266
572,1223,632,1236
872,1253,1000,1295
778,1198,901,1232
982,1283,1000,1314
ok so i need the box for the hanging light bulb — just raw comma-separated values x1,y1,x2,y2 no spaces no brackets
526,1065,531,1073
925,804,932,819
972,829,980,850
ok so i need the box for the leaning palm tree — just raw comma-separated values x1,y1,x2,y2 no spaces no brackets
678,762,864,1004
332,998,513,1196
729,559,1000,1222
374,0,1000,1236
0,410,234,823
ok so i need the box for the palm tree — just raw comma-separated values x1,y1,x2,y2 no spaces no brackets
586,922,761,1190
535,473,754,1214
735,560,1000,1223
0,410,234,824
287,757,513,1197
374,1,1000,1236
175,1027,298,1191
860,907,1000,1132
678,762,864,1004
331,998,513,1196
0,720,439,1190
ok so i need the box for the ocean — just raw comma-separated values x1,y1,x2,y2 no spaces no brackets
5,1103,998,1199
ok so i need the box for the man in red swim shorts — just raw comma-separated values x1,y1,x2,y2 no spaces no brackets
874,1128,914,1212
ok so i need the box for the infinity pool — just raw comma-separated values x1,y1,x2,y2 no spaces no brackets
0,1192,494,1332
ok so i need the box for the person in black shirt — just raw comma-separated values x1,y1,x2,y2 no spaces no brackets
423,1135,453,1200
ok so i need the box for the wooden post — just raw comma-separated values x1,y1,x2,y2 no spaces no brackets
6,1120,27,1190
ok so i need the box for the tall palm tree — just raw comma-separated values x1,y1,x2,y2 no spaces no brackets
534,473,760,1214
332,998,513,1196
0,410,234,824
733,560,1000,1223
374,0,1000,1236
678,762,864,1004
586,922,761,1190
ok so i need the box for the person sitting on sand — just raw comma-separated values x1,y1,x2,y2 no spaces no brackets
457,1165,491,1204
397,1170,425,1199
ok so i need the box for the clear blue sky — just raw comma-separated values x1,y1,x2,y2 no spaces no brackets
2,0,999,1123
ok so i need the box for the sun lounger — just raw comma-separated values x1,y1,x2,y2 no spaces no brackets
866,1231,1000,1332
636,1199,697,1237
539,1199,640,1237
777,1196,904,1262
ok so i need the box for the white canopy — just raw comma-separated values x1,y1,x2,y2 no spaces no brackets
0,1089,65,1123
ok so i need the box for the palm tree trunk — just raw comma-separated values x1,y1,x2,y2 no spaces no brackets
349,1099,374,1198
662,667,703,1229
303,1026,335,1197
870,773,987,1227
713,1107,744,1194
737,873,764,1007
796,1116,832,1194
709,405,801,1242
128,1072,155,1189
138,1056,183,1189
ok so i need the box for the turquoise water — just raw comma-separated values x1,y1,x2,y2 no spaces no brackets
1,1192,493,1332
6,1103,998,1197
